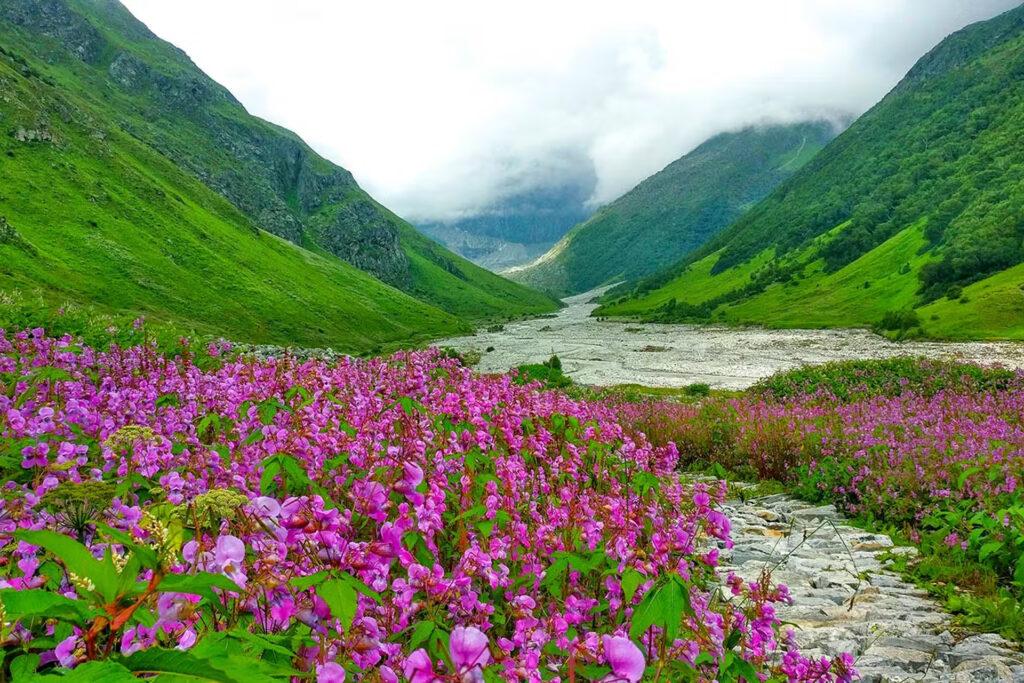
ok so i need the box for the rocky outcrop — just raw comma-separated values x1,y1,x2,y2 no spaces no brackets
107,51,151,92
102,43,405,283
0,216,37,255
311,199,410,288
12,127,53,143
0,0,464,294
0,0,105,64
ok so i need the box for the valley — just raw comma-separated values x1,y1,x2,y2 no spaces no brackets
3,3,1024,682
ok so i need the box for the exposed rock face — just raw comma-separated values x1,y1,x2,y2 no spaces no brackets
107,51,151,92
0,216,17,243
312,199,410,288
0,216,37,255
0,0,105,64
13,127,52,142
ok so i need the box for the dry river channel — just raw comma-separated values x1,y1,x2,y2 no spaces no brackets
437,287,1024,390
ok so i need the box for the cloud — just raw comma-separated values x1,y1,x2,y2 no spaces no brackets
121,0,1020,221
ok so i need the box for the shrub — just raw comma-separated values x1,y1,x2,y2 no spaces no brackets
878,308,921,332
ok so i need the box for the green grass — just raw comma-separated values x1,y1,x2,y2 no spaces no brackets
606,220,1024,341
598,249,774,316
399,227,560,322
919,263,1024,340
717,223,932,328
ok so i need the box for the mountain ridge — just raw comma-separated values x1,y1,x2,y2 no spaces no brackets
599,4,1024,340
507,121,839,297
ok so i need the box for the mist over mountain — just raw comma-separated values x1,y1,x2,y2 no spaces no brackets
417,166,596,270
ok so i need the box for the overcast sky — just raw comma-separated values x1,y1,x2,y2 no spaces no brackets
121,0,1019,222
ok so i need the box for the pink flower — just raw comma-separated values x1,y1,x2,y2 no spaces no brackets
214,535,247,587
602,635,645,682
403,649,439,683
450,626,490,681
316,662,346,683
55,634,79,667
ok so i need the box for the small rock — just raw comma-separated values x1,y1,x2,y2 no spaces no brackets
13,127,53,143
950,657,1017,682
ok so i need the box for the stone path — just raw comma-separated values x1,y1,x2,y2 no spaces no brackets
721,493,1024,682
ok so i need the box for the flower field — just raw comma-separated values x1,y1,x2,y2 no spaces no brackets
627,358,1024,633
0,328,854,682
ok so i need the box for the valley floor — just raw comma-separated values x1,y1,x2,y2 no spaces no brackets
439,287,1024,389
724,490,1024,682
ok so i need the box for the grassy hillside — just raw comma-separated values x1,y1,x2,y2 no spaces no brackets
0,46,465,351
508,122,837,296
0,0,557,324
604,5,1024,339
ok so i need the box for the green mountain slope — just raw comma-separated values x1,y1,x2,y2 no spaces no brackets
601,5,1024,340
0,38,464,350
507,122,837,296
0,0,557,326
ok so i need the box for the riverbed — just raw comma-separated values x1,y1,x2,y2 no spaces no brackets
437,288,1024,389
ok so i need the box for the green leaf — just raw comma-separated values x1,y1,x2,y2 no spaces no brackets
577,664,612,680
223,628,295,657
118,647,278,683
621,569,644,604
14,530,118,602
978,541,1004,561
397,396,417,415
628,584,663,640
40,659,138,682
257,399,287,426
243,429,264,446
317,578,358,631
957,467,981,490
724,628,742,650
290,570,330,591
10,653,41,681
541,557,569,599
344,573,382,604
408,620,436,650
156,393,181,409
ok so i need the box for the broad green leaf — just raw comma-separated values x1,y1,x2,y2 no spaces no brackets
160,572,241,605
39,659,137,682
317,578,358,631
118,647,277,683
290,571,330,591
14,530,118,602
978,541,1003,561
408,620,436,650
621,569,644,604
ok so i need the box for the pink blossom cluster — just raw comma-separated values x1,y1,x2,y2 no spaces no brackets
621,374,1024,562
0,328,853,681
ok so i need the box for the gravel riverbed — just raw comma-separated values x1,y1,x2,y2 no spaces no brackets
437,288,1024,389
